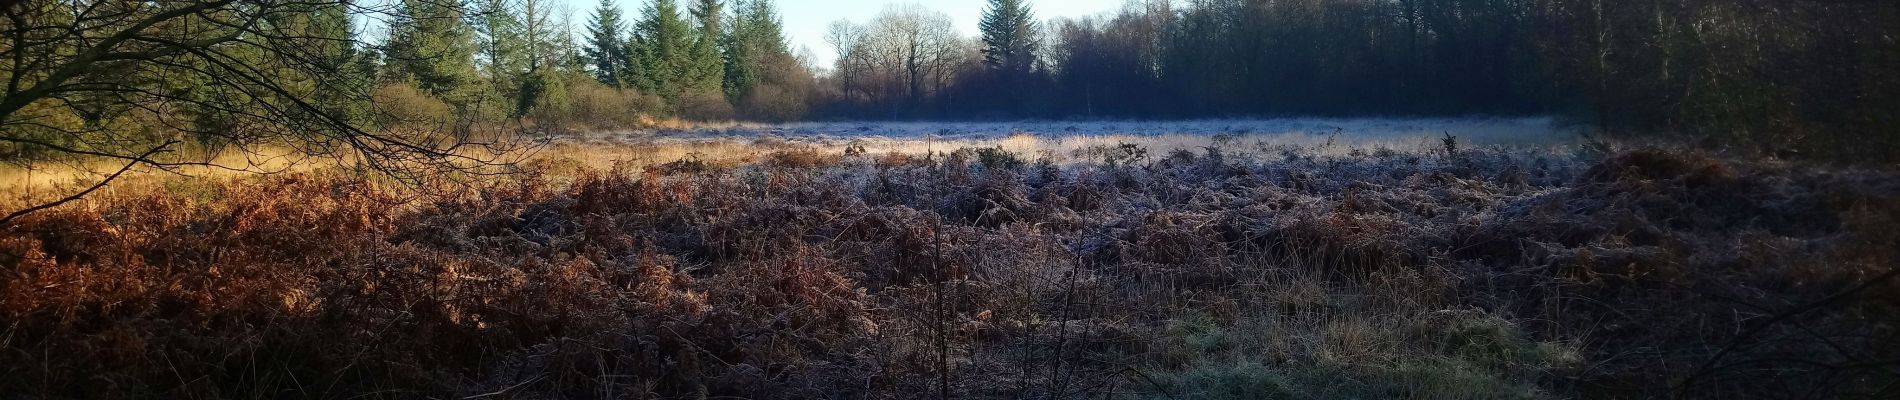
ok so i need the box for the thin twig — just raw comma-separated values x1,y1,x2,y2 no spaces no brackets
461,374,545,400
0,140,176,227
1677,266,1900,395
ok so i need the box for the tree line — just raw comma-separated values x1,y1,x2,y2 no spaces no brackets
0,0,813,162
2,0,1897,175
376,0,813,128
827,0,1898,161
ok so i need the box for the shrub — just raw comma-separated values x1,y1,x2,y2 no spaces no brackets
679,90,737,121
972,147,1025,171
765,147,841,169
1103,142,1148,166
539,80,663,131
371,82,454,130
875,151,916,169
740,83,809,122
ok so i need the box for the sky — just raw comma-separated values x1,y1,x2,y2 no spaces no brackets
567,0,1128,68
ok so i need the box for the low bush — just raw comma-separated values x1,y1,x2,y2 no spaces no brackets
535,81,664,132
371,83,454,131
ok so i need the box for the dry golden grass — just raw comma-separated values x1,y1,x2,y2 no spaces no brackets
0,145,316,194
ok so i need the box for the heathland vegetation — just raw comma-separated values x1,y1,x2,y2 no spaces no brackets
2,0,1898,399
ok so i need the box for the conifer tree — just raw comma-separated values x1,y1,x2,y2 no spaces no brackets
722,0,789,101
687,0,728,92
631,0,697,106
486,0,566,117
475,0,529,118
384,0,481,102
582,0,631,87
296,1,372,124
978,0,1038,73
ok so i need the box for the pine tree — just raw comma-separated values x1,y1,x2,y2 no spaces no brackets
481,0,565,117
550,11,591,74
721,26,756,102
687,0,727,92
719,0,809,120
301,2,360,75
979,0,1038,73
168,5,251,138
631,0,697,106
476,1,527,84
301,1,371,124
384,0,481,101
722,0,786,101
582,0,631,87
476,0,528,117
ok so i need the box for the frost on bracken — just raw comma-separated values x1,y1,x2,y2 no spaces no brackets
2,125,1897,398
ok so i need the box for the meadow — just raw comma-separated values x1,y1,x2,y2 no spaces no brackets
2,119,1896,399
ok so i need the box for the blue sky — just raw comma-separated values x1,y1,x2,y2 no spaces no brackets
566,0,1127,67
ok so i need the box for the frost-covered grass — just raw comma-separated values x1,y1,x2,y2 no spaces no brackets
545,117,1578,170
624,117,1568,142
3,132,1897,399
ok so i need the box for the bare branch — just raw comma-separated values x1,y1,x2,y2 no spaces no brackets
0,139,176,227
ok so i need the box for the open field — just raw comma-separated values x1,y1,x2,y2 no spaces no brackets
5,0,1895,397
2,120,1898,399
539,117,1573,170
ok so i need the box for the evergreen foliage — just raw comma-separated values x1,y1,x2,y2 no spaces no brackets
582,0,632,88
631,0,698,106
978,0,1038,74
384,0,481,103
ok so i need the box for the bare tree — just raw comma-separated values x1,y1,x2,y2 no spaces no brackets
826,5,963,117
825,20,866,104
879,5,960,108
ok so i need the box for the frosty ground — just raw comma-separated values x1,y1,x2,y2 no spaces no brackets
548,117,1578,169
